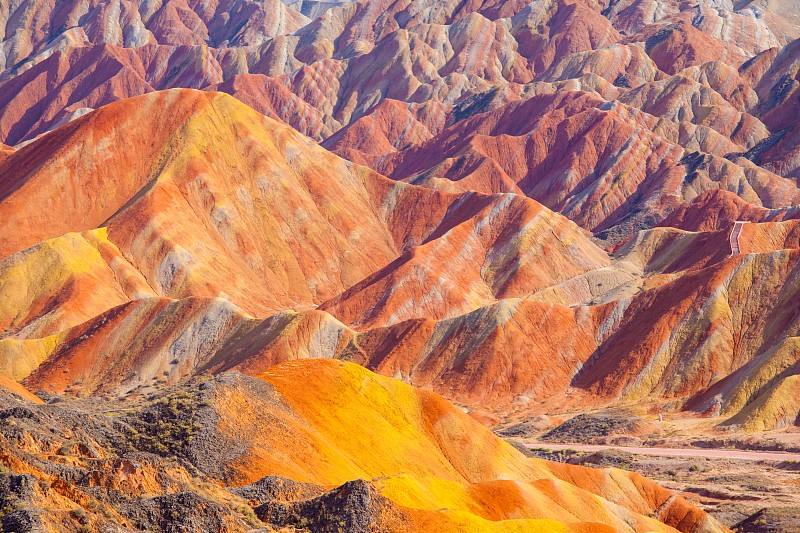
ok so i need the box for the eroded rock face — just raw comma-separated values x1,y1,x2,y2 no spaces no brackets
117,492,244,533
0,86,799,435
0,0,309,68
255,479,407,532
0,0,795,235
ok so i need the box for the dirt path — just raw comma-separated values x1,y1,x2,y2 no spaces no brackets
729,221,744,256
525,442,800,462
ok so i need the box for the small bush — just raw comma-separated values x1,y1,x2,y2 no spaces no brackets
235,505,261,527
70,508,89,525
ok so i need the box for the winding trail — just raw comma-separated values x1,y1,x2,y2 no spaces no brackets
524,442,800,462
729,220,744,256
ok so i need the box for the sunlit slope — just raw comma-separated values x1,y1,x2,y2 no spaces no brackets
0,229,156,339
0,357,727,533
210,359,726,533
0,375,44,404
12,296,602,408
318,192,615,327
2,89,799,432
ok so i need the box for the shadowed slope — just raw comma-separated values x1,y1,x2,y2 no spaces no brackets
658,189,800,232
377,90,799,234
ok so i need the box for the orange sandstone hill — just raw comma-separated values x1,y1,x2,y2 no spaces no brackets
0,88,733,531
0,357,727,532
0,89,612,333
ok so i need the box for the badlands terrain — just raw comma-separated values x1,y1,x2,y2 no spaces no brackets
1,0,800,531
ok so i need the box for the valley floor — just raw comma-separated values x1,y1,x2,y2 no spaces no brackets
520,442,800,462
515,440,800,531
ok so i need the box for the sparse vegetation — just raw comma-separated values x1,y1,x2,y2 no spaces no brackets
234,504,261,527
525,447,582,463
70,507,89,525
123,390,204,457
541,410,650,444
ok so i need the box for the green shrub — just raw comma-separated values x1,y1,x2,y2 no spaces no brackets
70,508,89,525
